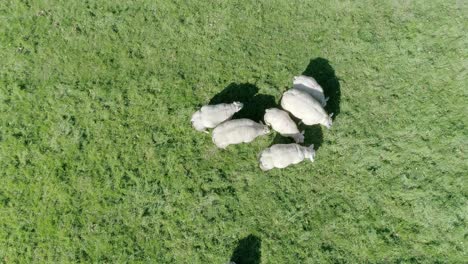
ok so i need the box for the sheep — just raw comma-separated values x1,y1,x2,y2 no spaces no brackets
191,102,243,132
264,108,304,143
293,75,328,106
281,89,332,128
212,119,270,149
259,143,315,171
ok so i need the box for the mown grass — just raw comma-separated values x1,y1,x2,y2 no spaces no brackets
0,0,466,263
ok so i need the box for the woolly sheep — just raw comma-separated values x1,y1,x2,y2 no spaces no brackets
281,89,332,128
293,75,328,106
259,143,315,171
264,108,304,143
191,102,243,132
212,119,270,149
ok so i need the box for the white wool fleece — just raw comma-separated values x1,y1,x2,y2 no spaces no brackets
293,75,327,107
212,119,270,149
264,108,304,143
191,102,243,132
281,89,332,128
259,143,315,171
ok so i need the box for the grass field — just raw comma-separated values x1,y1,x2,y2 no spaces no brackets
0,0,467,263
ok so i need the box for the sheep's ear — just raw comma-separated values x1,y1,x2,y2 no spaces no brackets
325,97,330,102
309,144,314,150
330,113,334,118
301,130,305,135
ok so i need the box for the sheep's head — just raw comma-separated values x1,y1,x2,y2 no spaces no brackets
292,131,305,143
322,113,333,129
232,102,243,111
191,111,206,131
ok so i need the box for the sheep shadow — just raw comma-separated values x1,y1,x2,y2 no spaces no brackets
230,235,261,264
209,83,276,122
272,124,324,150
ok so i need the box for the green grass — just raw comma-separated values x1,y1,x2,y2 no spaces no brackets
1,0,467,263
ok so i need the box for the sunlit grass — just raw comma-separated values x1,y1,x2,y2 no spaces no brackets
0,0,466,262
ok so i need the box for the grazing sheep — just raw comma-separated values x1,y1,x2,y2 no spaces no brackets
212,119,270,149
293,75,328,106
264,108,304,143
259,143,315,171
191,102,243,132
281,89,332,128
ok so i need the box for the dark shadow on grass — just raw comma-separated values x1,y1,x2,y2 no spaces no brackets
209,83,258,105
272,121,324,150
302,57,341,119
230,235,261,264
302,125,324,149
209,83,276,122
234,94,276,122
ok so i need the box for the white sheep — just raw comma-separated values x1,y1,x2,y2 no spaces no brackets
191,102,243,132
259,143,315,171
264,108,304,143
293,75,328,106
281,89,332,128
212,119,270,149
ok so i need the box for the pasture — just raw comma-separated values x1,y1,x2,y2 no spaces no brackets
0,0,466,263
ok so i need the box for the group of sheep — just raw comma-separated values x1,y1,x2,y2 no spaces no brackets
191,75,333,171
